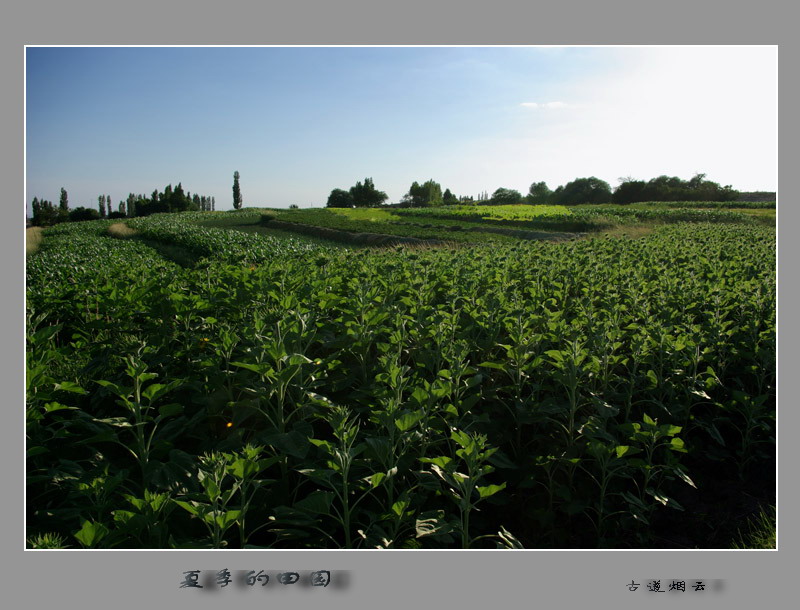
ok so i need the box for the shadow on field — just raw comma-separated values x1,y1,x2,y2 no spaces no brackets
107,222,198,268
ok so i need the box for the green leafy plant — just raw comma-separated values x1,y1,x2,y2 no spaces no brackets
94,352,183,487
173,444,277,548
27,532,70,549
420,429,507,548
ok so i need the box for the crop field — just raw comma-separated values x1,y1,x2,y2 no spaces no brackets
26,209,775,549
392,203,766,232
258,208,531,244
200,202,774,244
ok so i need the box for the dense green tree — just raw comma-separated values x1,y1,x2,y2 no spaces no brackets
443,188,458,205
126,193,138,217
490,187,523,206
69,207,101,222
526,181,552,204
98,195,106,218
57,188,70,222
233,171,242,209
550,177,612,205
135,190,164,216
326,188,355,208
32,197,55,226
403,179,443,207
611,179,647,204
122,182,212,216
402,181,421,207
677,173,737,201
349,177,387,207
38,199,55,225
48,199,58,223
45,199,60,224
641,175,683,201
171,183,189,212
611,173,739,204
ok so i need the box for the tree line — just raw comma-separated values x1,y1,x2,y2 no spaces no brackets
29,171,743,225
323,173,739,209
473,173,739,206
325,178,389,208
326,177,467,209
486,173,739,206
29,184,217,227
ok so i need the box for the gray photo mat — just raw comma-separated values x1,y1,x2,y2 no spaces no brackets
5,1,792,608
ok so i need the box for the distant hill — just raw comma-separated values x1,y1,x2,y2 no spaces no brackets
737,191,776,202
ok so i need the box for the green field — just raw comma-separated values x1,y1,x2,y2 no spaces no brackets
224,202,773,243
26,209,776,549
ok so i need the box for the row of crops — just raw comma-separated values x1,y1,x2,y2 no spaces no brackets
634,200,775,209
26,214,775,548
187,203,771,246
248,204,765,239
260,208,526,244
125,213,321,263
391,203,761,231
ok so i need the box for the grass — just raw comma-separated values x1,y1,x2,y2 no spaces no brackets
107,222,138,238
732,506,776,549
738,208,777,222
598,225,656,239
326,207,398,222
26,227,44,255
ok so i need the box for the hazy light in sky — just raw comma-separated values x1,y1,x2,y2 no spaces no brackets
25,45,776,212
520,101,571,109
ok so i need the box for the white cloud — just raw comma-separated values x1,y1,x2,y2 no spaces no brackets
520,101,571,109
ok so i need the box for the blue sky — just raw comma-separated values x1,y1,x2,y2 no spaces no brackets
25,46,777,212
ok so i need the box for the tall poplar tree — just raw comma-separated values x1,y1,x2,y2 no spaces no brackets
57,188,70,223
233,171,242,209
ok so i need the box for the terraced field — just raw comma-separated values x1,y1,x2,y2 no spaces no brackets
194,202,772,245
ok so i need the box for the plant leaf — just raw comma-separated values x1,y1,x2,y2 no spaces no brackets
73,520,110,547
476,483,506,499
